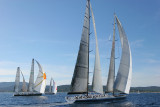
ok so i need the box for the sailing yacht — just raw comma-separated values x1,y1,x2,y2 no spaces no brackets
65,0,132,103
46,77,57,94
14,67,27,94
14,59,47,96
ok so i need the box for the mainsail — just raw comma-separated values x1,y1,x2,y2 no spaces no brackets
69,0,90,94
28,59,34,92
34,60,46,93
14,67,20,93
49,77,53,93
90,4,103,94
21,71,27,92
113,15,132,94
106,15,116,93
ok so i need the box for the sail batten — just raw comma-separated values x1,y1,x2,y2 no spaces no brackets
113,16,132,94
14,67,20,93
90,4,103,94
106,15,116,93
69,0,90,94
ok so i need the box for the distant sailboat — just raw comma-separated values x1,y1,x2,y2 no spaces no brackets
48,78,53,93
66,0,132,103
14,59,47,96
14,67,27,93
52,79,57,94
46,77,57,94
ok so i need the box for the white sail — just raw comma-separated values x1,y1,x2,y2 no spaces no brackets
34,60,46,93
49,77,53,93
21,71,27,92
14,67,20,93
114,15,132,94
69,0,90,94
53,80,57,94
106,15,116,93
28,59,34,92
90,4,103,94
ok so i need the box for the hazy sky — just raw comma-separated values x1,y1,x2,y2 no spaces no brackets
0,0,160,87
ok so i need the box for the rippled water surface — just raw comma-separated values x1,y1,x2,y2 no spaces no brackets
0,92,160,107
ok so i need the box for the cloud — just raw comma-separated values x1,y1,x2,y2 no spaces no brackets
130,39,144,48
28,39,67,44
145,59,160,64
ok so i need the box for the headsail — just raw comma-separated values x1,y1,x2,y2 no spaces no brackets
34,60,46,93
106,15,116,93
69,0,90,94
14,67,20,93
90,4,103,94
113,15,132,94
28,59,34,92
49,77,53,93
21,71,27,92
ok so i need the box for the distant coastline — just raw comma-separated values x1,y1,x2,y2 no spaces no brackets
0,82,160,93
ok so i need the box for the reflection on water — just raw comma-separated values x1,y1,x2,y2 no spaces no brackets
70,100,134,107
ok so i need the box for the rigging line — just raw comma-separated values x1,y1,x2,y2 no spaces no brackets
114,21,121,60
34,79,44,88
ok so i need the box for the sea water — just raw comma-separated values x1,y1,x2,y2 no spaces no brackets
0,92,160,107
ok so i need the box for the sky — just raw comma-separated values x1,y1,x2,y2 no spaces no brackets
0,0,160,87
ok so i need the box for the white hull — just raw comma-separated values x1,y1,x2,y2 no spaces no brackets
65,94,127,103
45,92,56,95
14,92,42,96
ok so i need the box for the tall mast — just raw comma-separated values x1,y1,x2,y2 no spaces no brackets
87,0,90,96
106,14,116,94
69,0,90,94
